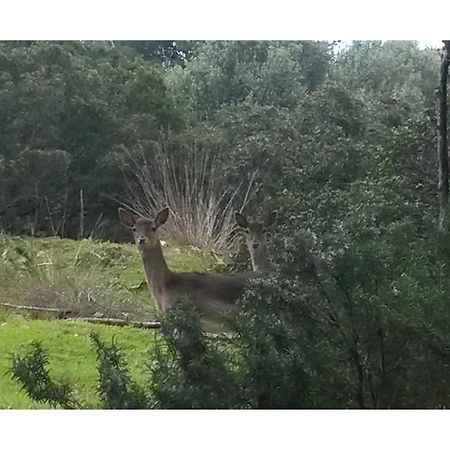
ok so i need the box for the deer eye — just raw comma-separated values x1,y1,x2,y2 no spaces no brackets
152,226,157,232
262,228,267,233
132,227,136,232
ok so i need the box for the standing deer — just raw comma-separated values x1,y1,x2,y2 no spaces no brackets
119,207,254,318
235,211,278,273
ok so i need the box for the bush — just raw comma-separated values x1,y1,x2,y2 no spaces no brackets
90,332,148,409
10,341,80,409
148,299,242,408
123,137,249,252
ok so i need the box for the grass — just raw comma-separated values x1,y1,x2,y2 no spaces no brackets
0,234,221,320
0,234,222,409
0,310,157,409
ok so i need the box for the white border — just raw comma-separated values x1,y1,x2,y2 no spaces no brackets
0,0,449,40
2,1,450,447
1,410,450,450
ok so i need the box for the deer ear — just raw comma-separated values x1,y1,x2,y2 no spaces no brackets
235,212,249,228
118,208,138,228
264,211,277,228
155,207,170,228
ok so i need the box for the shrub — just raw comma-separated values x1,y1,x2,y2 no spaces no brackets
123,139,250,252
10,341,80,409
90,332,148,409
149,299,242,408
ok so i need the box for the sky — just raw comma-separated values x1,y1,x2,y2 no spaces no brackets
418,40,444,49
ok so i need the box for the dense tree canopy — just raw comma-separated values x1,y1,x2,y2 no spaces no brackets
1,40,439,242
0,41,180,238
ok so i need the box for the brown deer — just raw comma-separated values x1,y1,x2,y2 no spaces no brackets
119,207,254,318
235,211,278,273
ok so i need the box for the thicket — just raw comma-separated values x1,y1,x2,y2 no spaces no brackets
0,41,182,240
7,40,450,408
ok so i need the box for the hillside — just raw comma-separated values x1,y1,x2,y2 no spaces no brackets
0,235,219,408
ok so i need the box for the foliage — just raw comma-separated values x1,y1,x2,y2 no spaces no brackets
9,239,450,409
115,41,196,66
5,40,450,409
234,276,317,408
0,234,217,321
0,41,179,239
166,41,333,119
148,299,242,408
0,312,156,408
90,332,148,408
10,340,79,408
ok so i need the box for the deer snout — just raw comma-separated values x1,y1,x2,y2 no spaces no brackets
137,237,148,245
252,242,259,249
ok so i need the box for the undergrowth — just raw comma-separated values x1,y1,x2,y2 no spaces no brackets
0,234,219,320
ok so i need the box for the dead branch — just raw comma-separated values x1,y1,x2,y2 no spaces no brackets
0,302,73,318
1,302,233,336
66,317,161,329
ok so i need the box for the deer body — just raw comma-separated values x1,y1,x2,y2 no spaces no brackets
119,207,251,317
235,211,278,273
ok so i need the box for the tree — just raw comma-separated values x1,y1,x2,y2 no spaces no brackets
437,41,450,231
115,41,195,65
166,41,333,120
0,41,180,239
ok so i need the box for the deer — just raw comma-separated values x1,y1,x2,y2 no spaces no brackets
118,207,255,320
234,211,278,273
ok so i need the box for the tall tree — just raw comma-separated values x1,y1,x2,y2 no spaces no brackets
437,41,450,231
115,41,195,65
0,41,179,238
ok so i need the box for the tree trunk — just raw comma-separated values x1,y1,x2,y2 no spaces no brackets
437,41,450,231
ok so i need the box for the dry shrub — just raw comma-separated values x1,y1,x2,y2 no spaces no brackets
122,143,254,253
0,235,154,320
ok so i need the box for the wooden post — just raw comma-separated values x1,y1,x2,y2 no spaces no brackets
437,41,450,231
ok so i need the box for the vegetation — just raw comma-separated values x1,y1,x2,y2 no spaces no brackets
3,40,450,409
0,234,218,320
0,311,156,408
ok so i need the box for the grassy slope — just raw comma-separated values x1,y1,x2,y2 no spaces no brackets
0,236,219,409
0,235,220,318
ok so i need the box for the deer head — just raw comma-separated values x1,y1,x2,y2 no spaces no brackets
235,211,277,272
118,207,170,250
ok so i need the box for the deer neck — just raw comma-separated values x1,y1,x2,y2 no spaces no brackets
250,245,274,272
139,241,171,292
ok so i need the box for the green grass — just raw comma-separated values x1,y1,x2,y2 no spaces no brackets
0,235,222,409
0,311,157,409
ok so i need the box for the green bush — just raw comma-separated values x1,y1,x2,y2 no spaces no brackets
10,341,80,409
148,299,242,409
90,332,148,409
